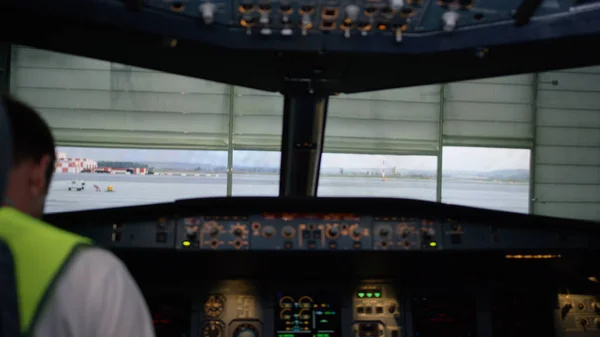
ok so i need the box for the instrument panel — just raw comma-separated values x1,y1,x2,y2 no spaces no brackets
143,0,597,39
145,281,600,337
94,212,593,252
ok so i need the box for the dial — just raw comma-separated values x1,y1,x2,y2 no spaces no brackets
234,324,259,337
282,226,295,238
326,225,340,239
204,295,226,318
203,321,224,337
262,226,275,238
351,226,362,239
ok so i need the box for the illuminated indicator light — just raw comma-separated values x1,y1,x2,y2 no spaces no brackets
366,293,373,298
429,241,437,247
325,311,331,315
374,292,381,298
358,292,365,298
182,240,191,247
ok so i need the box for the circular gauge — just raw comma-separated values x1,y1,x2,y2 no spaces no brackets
234,323,259,337
203,321,224,337
204,295,226,318
279,296,294,309
298,296,313,309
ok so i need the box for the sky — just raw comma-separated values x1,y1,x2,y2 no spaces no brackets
58,146,531,171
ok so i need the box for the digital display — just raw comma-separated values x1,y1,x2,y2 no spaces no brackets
275,292,341,337
148,302,191,337
412,295,477,337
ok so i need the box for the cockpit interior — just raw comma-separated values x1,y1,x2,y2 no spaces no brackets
1,0,600,336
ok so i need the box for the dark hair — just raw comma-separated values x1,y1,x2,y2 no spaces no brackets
2,95,56,190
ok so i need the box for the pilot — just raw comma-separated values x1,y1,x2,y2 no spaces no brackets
0,95,156,337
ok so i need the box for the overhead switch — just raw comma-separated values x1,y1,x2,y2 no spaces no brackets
442,11,459,31
345,4,360,21
199,2,216,24
389,0,403,11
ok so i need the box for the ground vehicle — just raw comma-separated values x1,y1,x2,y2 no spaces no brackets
68,180,85,191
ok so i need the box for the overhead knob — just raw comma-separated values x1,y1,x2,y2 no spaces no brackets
345,4,360,21
199,2,216,24
442,11,459,32
389,0,403,11
233,228,243,237
210,227,220,237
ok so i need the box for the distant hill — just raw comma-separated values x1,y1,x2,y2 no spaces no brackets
133,161,529,182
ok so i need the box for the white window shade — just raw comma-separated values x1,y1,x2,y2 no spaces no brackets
534,66,600,221
325,86,441,155
11,46,230,150
232,85,441,155
442,74,535,148
232,87,283,151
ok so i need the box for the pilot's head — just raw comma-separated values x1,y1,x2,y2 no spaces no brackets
3,95,56,218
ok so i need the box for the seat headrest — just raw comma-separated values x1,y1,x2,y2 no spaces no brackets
0,98,11,203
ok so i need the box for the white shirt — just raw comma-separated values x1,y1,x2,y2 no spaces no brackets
33,247,156,337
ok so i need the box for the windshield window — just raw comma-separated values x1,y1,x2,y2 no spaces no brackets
47,147,227,213
9,45,598,222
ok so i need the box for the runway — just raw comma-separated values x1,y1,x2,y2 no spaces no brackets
46,173,529,214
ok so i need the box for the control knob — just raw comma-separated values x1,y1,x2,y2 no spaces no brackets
378,228,390,238
351,227,362,240
262,226,275,238
282,226,295,238
185,226,197,238
592,302,600,313
326,226,340,239
209,226,220,237
423,228,435,239
233,228,244,237
401,229,410,238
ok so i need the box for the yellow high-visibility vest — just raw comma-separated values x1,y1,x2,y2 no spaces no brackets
0,207,92,335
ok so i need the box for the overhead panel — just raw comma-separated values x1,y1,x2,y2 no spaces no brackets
534,66,600,221
11,46,230,150
443,74,535,148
